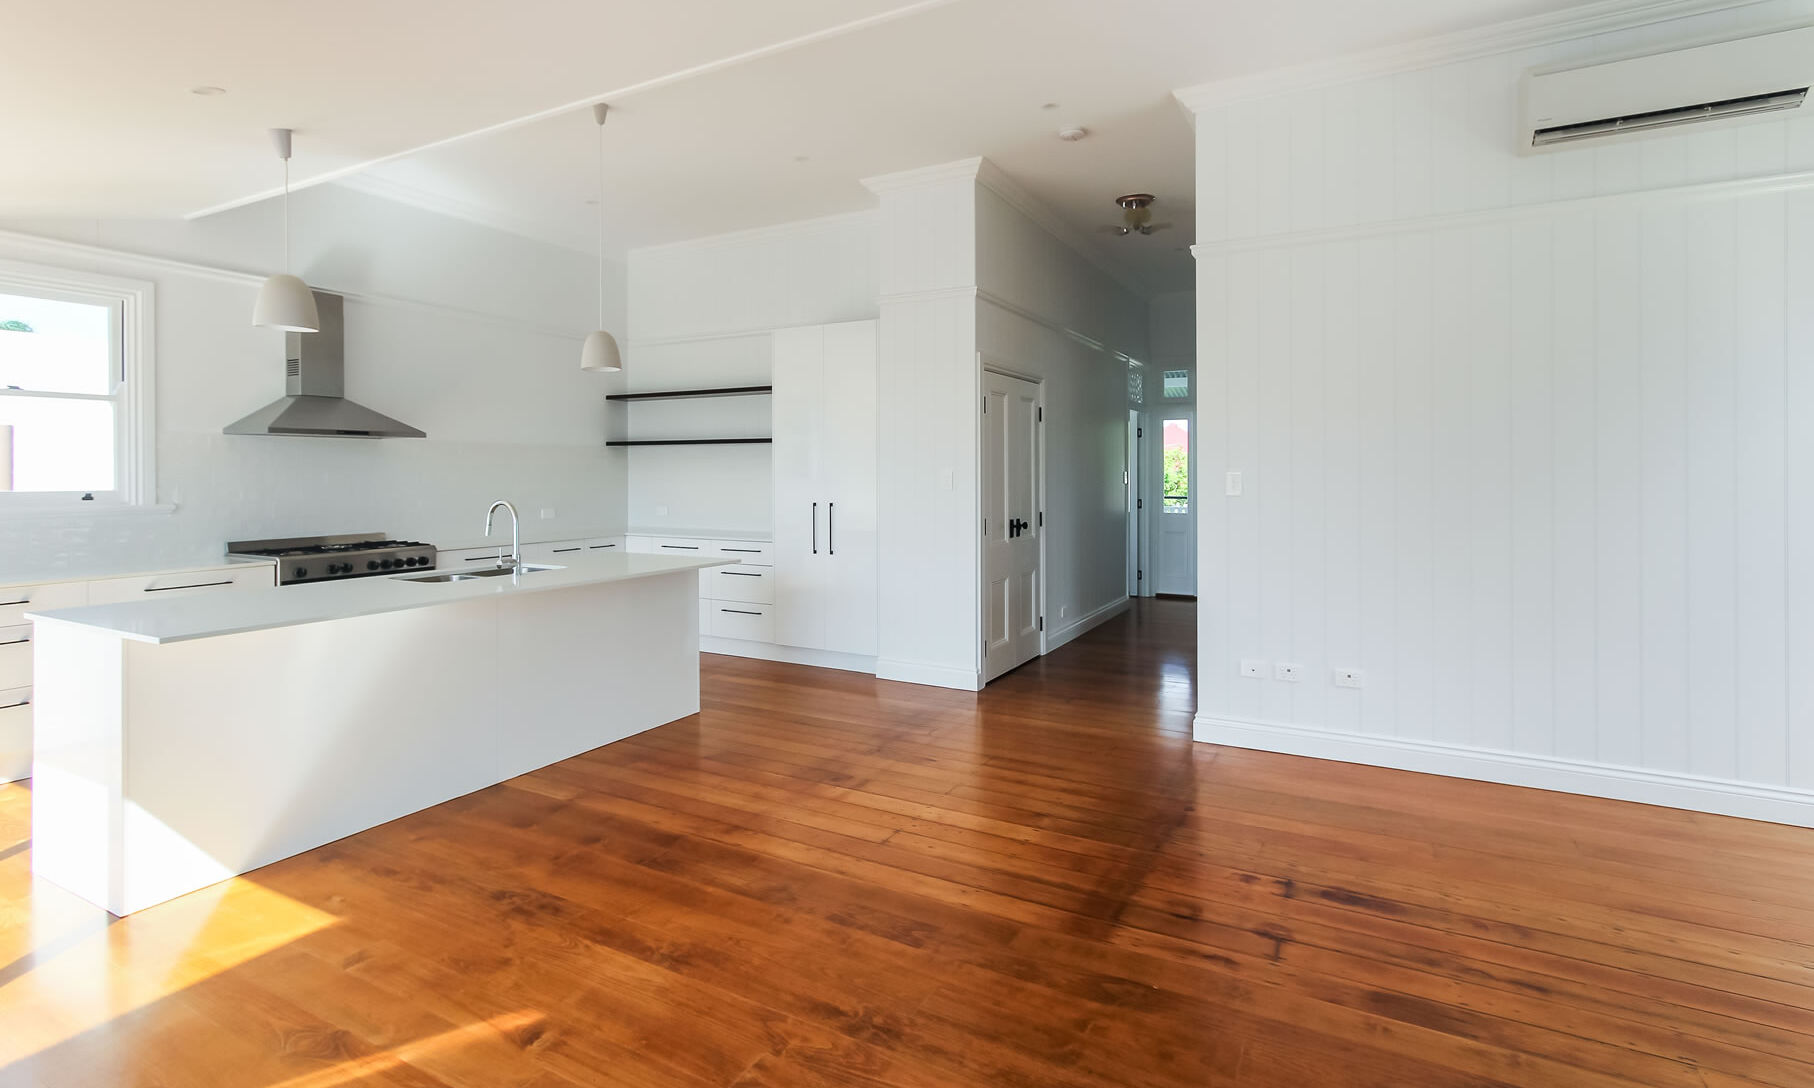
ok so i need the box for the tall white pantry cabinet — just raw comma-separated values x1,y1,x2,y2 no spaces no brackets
771,320,878,658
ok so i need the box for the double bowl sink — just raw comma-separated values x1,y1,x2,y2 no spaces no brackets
397,564,561,584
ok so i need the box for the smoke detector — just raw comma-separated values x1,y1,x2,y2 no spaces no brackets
1056,125,1088,142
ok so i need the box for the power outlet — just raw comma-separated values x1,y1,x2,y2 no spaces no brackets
1239,659,1266,678
1274,662,1302,682
1333,668,1365,688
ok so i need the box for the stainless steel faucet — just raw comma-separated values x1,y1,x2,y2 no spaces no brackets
484,500,521,569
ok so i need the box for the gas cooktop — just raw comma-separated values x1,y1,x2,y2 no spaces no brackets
227,533,438,585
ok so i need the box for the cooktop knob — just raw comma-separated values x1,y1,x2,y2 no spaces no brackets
294,566,308,579
367,560,379,571
381,558,395,569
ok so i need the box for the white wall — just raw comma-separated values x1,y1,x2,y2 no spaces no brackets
975,183,1150,644
1186,2,1814,824
0,184,628,582
622,213,876,534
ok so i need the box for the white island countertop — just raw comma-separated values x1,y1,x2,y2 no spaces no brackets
27,553,726,645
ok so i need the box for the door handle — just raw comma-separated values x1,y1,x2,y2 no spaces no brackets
828,502,834,556
812,502,818,555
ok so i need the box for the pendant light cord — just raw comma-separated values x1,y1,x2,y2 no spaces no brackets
596,116,605,327
282,155,292,274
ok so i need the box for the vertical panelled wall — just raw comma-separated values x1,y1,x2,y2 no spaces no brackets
1187,3,1814,824
866,163,984,690
975,184,1151,643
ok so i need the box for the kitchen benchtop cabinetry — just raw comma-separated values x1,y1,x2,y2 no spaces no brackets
0,561,275,782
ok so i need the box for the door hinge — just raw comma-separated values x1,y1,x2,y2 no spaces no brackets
982,397,988,413
1138,569,1143,580
1137,426,1143,438
1137,498,1144,510
1037,511,1043,527
1037,406,1043,422
1038,616,1043,631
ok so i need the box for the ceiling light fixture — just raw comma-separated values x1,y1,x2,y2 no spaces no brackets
1057,125,1088,142
580,104,622,374
251,128,320,332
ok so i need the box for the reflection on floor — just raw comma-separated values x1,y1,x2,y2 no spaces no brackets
3,598,1812,1086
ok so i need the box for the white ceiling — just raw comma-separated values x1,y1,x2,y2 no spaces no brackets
9,0,1614,294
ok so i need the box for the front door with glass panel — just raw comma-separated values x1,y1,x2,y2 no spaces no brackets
1152,411,1196,596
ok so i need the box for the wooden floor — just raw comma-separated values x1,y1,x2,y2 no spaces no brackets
4,600,1814,1087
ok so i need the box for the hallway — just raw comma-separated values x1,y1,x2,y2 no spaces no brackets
3,599,1812,1086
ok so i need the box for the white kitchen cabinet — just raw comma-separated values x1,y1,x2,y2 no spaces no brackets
85,564,273,605
771,320,878,656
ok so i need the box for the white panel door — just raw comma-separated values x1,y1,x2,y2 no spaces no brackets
982,371,1041,682
1153,411,1197,596
820,321,879,656
771,325,827,650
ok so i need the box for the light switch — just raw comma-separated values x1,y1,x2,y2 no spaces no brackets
1239,659,1266,678
1274,662,1302,682
1226,471,1243,496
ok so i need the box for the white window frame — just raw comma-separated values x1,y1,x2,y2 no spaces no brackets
0,258,157,511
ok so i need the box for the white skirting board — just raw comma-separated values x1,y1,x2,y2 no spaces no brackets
1044,596,1130,654
876,657,984,691
700,637,876,675
1196,715,1814,829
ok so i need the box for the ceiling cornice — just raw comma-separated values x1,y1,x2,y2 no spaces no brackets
972,159,1155,299
859,156,984,194
1172,0,1766,112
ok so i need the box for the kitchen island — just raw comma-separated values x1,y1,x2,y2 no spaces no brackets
26,553,723,916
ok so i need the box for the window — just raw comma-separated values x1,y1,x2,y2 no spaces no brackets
1162,418,1189,514
1162,369,1190,400
0,262,155,509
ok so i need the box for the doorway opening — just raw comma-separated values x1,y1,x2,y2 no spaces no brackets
1152,410,1196,598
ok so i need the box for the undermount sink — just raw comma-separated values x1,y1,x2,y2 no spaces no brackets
398,564,561,583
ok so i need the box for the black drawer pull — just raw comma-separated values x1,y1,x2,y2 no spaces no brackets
722,547,762,554
588,544,617,549
0,698,28,710
145,580,233,593
720,608,763,616
463,555,501,563
0,637,28,647
551,547,581,553
722,570,761,578
661,544,700,550
0,599,29,608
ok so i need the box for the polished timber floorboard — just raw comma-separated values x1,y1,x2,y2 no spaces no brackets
5,600,1814,1087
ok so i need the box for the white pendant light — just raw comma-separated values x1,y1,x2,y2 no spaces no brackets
580,103,622,373
252,128,320,332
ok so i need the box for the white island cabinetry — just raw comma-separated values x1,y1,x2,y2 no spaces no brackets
27,553,717,916
0,562,273,783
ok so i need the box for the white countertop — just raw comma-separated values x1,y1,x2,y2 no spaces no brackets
27,553,727,645
0,556,275,594
626,527,772,541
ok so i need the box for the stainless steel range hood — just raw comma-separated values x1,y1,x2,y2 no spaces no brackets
225,291,425,439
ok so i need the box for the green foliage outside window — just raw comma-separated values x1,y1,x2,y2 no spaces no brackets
1163,444,1189,512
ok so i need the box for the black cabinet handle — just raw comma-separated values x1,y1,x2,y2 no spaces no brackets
720,608,763,616
0,636,28,647
0,599,29,608
464,555,500,562
828,502,835,556
722,570,761,578
588,544,616,549
551,547,581,553
661,544,700,550
811,503,818,555
723,547,762,554
145,580,233,593
0,698,28,710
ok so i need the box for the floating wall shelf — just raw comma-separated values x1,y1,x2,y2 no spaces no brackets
606,438,772,447
605,385,773,402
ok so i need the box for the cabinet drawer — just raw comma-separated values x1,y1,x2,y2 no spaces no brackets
582,536,625,553
711,540,772,562
440,546,512,568
0,581,86,627
85,565,273,605
708,602,774,643
0,629,30,690
0,690,29,784
701,564,774,604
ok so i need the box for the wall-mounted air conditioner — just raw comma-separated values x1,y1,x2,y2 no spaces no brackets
1519,25,1814,153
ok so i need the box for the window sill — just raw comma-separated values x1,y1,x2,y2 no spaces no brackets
1,502,177,520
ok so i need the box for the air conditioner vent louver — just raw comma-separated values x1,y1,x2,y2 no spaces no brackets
1532,87,1807,147
1519,25,1814,154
